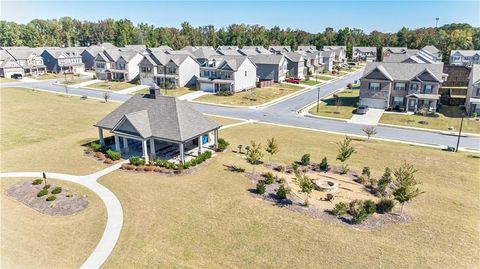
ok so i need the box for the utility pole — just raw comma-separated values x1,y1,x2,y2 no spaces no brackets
455,112,465,152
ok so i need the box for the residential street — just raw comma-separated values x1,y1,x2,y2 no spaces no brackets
2,71,479,151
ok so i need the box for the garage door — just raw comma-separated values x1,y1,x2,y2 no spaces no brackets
360,98,386,109
200,82,214,92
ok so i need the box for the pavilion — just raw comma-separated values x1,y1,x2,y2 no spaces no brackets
94,88,221,163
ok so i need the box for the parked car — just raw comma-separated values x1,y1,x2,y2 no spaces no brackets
11,73,23,79
286,78,300,84
356,105,369,114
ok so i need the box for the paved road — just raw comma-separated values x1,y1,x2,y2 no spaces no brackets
0,161,126,269
2,73,479,151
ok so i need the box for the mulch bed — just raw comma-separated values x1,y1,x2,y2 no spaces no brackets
5,182,88,216
84,149,121,165
245,169,412,231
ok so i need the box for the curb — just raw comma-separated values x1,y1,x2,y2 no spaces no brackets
377,123,480,137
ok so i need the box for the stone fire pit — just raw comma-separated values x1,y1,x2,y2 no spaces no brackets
314,180,339,192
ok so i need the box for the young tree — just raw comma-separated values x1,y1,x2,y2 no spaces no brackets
362,126,377,140
104,91,110,103
246,141,263,173
334,94,342,111
265,137,279,164
294,170,314,206
336,137,356,174
377,167,393,197
392,162,423,216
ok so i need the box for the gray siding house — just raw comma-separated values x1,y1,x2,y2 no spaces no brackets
3,47,47,75
282,52,305,79
41,48,85,73
353,47,377,62
450,50,480,67
249,54,287,82
465,64,480,116
359,62,445,111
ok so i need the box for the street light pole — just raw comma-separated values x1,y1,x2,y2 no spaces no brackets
435,18,439,28
455,112,465,152
316,87,320,112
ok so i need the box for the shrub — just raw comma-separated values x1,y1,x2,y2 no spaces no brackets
90,142,102,152
106,149,121,161
340,164,349,175
46,195,56,201
51,186,62,194
256,181,266,194
362,166,371,178
216,90,233,96
300,154,310,166
32,179,43,185
37,189,48,197
276,184,290,199
376,199,395,214
333,202,348,216
263,172,275,184
364,200,377,214
182,161,191,169
43,184,51,190
217,138,230,151
319,157,329,171
349,200,368,224
129,156,145,166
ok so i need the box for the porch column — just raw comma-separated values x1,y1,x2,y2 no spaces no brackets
122,137,129,153
197,136,203,155
179,143,185,163
114,135,120,151
98,127,105,146
214,129,219,148
142,139,149,162
149,138,156,159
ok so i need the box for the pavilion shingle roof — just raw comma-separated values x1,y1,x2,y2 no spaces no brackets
95,95,221,142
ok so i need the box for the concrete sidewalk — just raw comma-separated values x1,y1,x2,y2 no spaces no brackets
70,79,101,88
178,90,211,101
116,85,148,94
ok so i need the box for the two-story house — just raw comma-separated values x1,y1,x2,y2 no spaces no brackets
323,46,346,63
138,51,199,87
282,52,305,79
197,55,256,93
359,62,445,112
450,50,480,67
353,47,377,62
465,64,480,116
383,46,442,64
41,48,85,73
94,49,143,81
3,47,47,75
249,54,288,82
319,50,334,71
0,50,24,78
382,47,408,61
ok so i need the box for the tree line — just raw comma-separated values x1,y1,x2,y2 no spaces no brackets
1,17,479,62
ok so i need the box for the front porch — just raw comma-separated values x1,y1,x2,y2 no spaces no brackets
98,127,219,163
406,94,440,112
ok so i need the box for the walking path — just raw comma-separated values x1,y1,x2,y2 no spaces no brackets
0,160,128,269
116,85,148,94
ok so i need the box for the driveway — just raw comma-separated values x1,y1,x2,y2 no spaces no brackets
348,108,384,125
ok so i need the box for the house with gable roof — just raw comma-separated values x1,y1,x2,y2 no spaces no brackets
94,49,143,81
465,64,480,116
450,50,480,66
40,48,85,73
359,62,446,111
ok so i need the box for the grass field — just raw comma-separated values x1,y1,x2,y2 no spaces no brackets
380,106,480,134
300,79,322,86
1,178,106,269
88,81,137,91
0,77,16,82
207,115,245,126
0,87,119,173
308,89,359,119
135,86,195,97
35,73,79,81
316,75,334,81
98,122,479,268
61,78,93,85
195,83,304,106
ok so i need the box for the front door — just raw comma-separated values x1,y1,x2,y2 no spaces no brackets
408,99,417,111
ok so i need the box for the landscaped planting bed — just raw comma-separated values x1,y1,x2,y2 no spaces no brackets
84,140,123,164
5,179,88,216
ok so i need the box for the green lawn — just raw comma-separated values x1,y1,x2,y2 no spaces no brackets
98,122,480,268
195,83,304,106
60,78,92,85
135,86,196,97
380,106,480,134
88,81,137,91
315,75,334,81
300,79,322,86
308,89,359,119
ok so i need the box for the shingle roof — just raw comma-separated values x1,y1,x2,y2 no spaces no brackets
450,50,480,57
297,45,317,52
249,54,284,65
238,48,260,56
422,45,440,54
118,50,140,62
192,47,219,59
269,46,291,52
96,95,221,142
217,46,238,50
362,62,444,82
4,48,36,60
208,55,250,71
282,52,303,62
353,47,377,53
471,64,480,85
382,47,408,54
217,50,242,56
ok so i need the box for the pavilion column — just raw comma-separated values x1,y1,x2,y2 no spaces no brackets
149,138,156,160
214,129,219,148
198,136,203,155
179,143,185,163
114,135,120,151
142,139,149,162
122,137,129,153
98,127,105,146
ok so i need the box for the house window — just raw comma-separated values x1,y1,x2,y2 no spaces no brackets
224,72,231,79
424,84,433,94
141,66,151,73
393,96,404,106
245,70,247,76
410,84,419,92
475,87,480,97
394,83,406,91
369,82,380,91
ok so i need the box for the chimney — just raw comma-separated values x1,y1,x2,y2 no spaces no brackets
149,83,161,99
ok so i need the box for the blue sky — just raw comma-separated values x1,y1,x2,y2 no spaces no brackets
1,0,479,33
